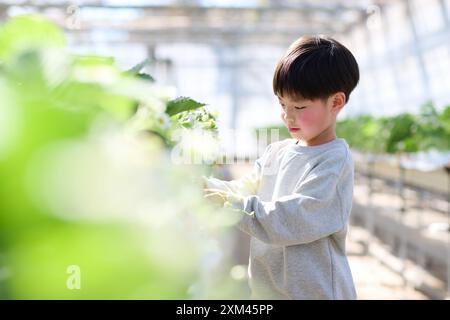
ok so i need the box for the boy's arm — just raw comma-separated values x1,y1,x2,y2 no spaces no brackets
202,145,271,196
230,152,353,247
203,167,259,196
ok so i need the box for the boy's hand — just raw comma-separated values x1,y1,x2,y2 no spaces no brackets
203,188,245,212
203,188,229,207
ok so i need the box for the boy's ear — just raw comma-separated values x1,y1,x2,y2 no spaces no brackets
329,92,346,114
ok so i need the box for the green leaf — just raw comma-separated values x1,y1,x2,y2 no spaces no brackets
124,58,155,82
73,54,115,67
385,113,418,153
127,58,152,74
136,72,155,82
165,97,206,116
0,15,66,61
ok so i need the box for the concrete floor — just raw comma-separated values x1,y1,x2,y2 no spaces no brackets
347,225,429,299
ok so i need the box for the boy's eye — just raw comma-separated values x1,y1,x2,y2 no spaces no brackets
295,106,307,110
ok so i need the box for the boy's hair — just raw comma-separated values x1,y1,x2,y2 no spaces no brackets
273,35,359,104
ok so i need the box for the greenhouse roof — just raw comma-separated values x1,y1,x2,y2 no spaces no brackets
0,0,382,45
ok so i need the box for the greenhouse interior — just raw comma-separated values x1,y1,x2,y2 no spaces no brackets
0,0,449,300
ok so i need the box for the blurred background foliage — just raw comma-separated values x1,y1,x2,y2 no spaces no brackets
257,102,450,155
337,102,450,154
0,15,246,299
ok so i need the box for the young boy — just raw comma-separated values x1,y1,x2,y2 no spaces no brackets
203,35,359,300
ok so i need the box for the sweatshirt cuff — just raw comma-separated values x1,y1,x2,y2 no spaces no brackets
232,195,257,233
224,194,256,217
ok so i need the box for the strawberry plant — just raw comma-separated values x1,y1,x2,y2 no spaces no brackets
0,15,242,299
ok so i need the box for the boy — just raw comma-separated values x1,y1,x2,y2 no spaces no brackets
203,35,359,300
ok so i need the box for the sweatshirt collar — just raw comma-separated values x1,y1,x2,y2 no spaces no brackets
288,138,347,154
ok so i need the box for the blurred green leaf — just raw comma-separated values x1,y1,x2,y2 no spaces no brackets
166,97,206,116
0,14,251,300
125,58,155,82
127,57,152,74
136,73,155,82
0,15,65,61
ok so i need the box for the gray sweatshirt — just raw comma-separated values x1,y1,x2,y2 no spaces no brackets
204,138,357,300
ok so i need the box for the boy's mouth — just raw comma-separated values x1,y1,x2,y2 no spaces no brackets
288,127,300,133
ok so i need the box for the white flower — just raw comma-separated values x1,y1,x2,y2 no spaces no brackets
156,112,170,129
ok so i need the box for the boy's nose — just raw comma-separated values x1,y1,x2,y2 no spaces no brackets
286,118,295,126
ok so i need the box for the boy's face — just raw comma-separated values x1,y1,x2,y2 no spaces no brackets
277,93,343,146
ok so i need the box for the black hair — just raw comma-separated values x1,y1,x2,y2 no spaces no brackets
273,35,359,103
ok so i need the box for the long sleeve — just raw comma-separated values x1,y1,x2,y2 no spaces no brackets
202,145,271,196
203,168,259,196
236,151,352,247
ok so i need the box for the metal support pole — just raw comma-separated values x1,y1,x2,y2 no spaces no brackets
214,44,241,132
396,153,408,290
365,155,375,254
445,165,450,298
416,190,426,271
438,0,450,27
404,0,432,103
